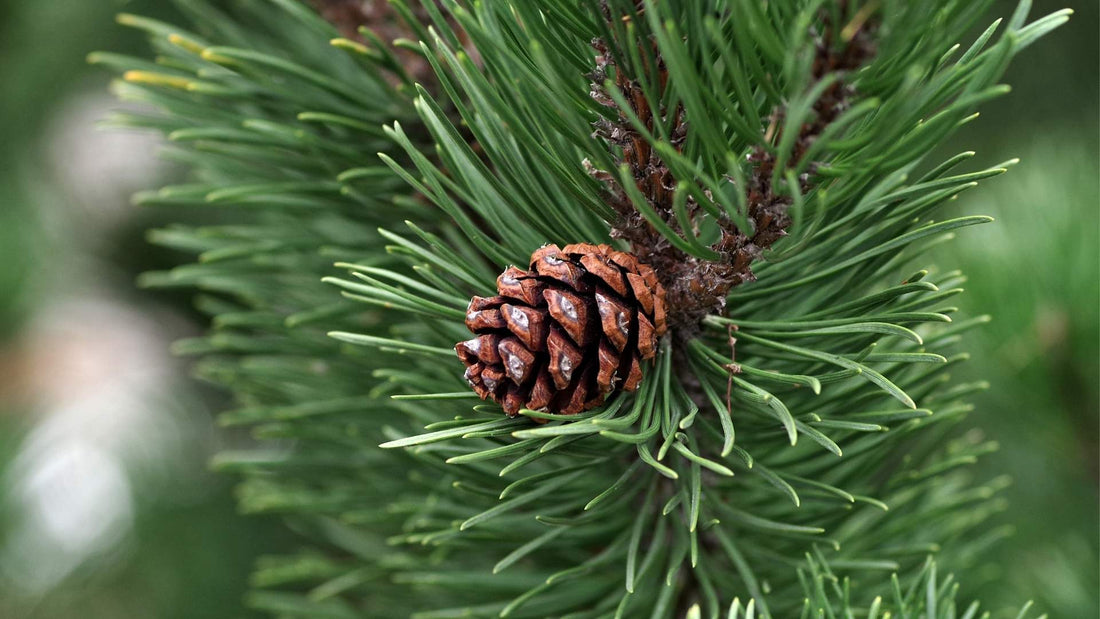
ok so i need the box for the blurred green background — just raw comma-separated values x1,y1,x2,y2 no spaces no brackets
0,1,1094,617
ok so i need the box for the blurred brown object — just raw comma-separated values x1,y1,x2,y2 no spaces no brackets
308,0,436,87
0,348,29,408
309,0,425,40
0,298,178,413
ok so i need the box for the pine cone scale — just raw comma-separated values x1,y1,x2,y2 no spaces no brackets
594,291,632,352
547,328,582,389
458,243,667,416
544,288,592,346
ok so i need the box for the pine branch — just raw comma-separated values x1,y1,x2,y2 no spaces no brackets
591,2,877,332
99,0,1072,616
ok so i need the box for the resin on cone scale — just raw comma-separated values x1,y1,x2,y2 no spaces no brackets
456,243,667,416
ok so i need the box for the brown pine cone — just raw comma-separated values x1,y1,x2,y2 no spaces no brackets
456,244,667,416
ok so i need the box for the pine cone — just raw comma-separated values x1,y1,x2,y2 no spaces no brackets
456,244,667,416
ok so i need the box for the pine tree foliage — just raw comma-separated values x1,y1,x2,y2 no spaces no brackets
98,1,1069,617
